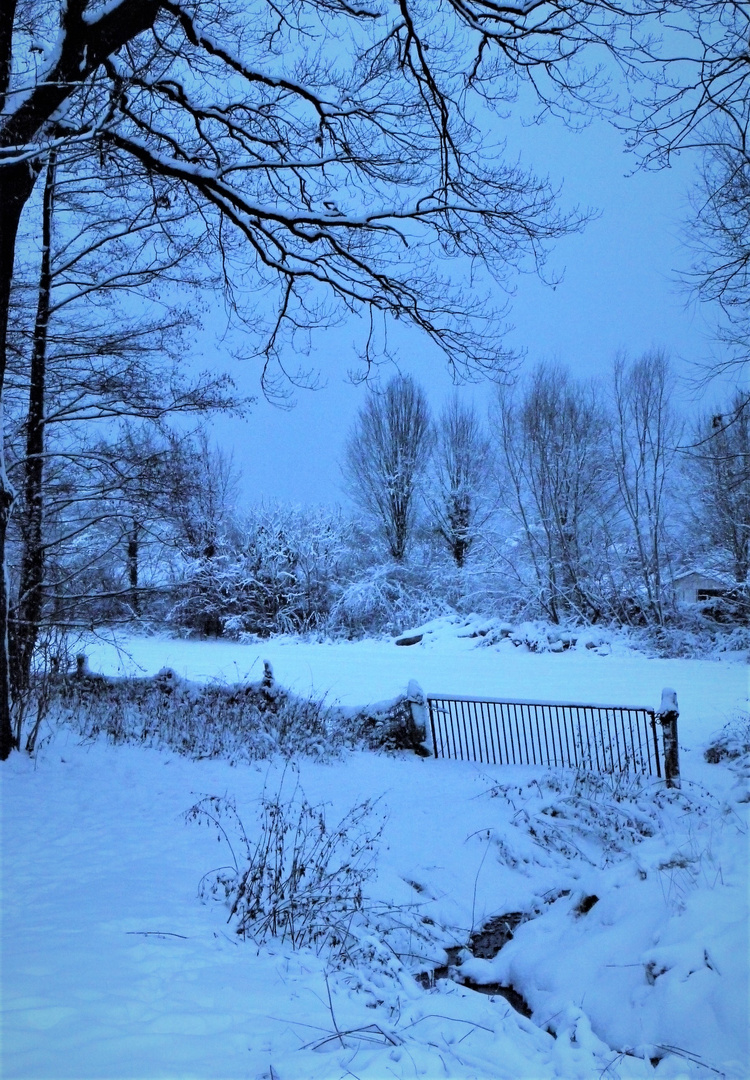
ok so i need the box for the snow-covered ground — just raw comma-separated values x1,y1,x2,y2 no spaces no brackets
2,621,748,1079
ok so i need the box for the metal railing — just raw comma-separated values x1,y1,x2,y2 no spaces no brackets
426,693,663,777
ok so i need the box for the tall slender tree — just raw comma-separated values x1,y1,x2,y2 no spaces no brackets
6,166,234,711
493,363,610,622
428,396,493,568
609,351,682,624
344,375,433,562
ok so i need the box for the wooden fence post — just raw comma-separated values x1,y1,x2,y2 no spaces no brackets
658,688,680,788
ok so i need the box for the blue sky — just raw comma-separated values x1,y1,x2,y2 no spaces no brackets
206,111,736,508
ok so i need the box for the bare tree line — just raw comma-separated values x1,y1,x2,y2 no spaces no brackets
344,362,749,627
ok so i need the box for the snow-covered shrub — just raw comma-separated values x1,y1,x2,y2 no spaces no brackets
630,621,750,659
49,661,432,761
328,559,452,637
51,664,352,761
187,786,383,956
470,619,608,654
484,768,702,868
187,781,435,976
170,504,354,638
350,689,428,754
704,712,750,774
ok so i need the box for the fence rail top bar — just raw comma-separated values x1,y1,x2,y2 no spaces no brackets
427,692,655,713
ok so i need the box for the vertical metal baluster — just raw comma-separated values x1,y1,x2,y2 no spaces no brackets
594,707,608,772
514,703,523,764
440,699,451,760
440,700,449,759
490,702,500,764
543,705,553,767
498,702,510,764
466,701,475,762
572,706,583,768
540,708,553,768
479,702,492,764
519,703,531,764
579,706,592,770
626,708,637,774
560,706,572,767
591,707,603,770
432,700,441,758
553,708,561,768
506,704,517,765
445,700,456,760
458,699,468,761
610,709,623,772
592,704,600,773
633,709,647,774
464,699,479,762
451,700,463,760
551,705,562,767
530,702,543,765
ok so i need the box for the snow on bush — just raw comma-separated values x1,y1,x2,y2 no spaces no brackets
452,765,749,1075
330,560,454,637
186,775,434,984
704,712,750,804
51,663,350,761
704,712,750,765
46,660,428,761
187,783,383,953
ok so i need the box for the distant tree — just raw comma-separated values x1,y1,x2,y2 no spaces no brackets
344,376,433,562
165,432,239,564
493,363,610,622
609,351,682,624
688,392,750,586
427,395,493,568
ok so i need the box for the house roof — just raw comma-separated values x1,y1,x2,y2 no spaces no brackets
673,568,736,587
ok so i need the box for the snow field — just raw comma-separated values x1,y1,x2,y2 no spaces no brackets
2,624,748,1079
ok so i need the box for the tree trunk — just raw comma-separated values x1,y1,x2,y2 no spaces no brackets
12,152,56,714
0,161,39,759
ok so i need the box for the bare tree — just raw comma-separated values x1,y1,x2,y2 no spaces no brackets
3,150,237,721
427,395,493,567
493,363,611,622
344,375,432,561
619,3,750,378
687,392,750,586
609,351,682,624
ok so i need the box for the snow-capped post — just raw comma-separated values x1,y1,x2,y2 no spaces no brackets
407,680,431,755
261,661,275,704
658,688,680,788
262,661,274,689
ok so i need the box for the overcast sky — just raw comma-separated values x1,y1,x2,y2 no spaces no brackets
203,111,739,509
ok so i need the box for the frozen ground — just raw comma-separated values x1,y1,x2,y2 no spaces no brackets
1,620,748,1079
